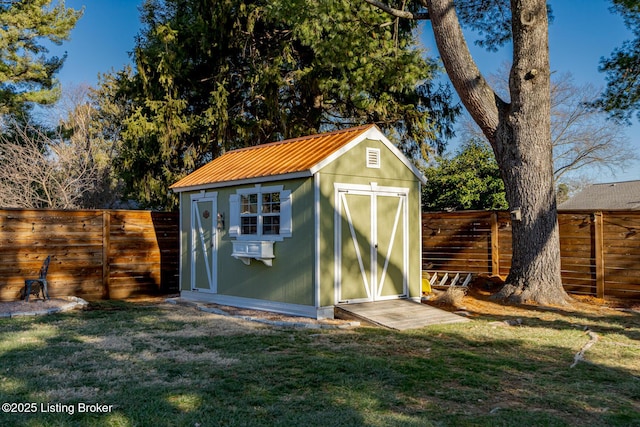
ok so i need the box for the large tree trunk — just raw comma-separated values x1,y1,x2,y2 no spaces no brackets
426,0,570,304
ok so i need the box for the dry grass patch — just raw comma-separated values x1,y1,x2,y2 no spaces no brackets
429,286,467,308
138,347,239,365
0,296,638,426
43,386,101,402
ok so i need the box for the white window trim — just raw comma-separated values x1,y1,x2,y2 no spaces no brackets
229,184,292,242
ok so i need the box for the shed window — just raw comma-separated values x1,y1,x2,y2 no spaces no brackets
261,192,281,235
230,185,291,240
240,192,281,235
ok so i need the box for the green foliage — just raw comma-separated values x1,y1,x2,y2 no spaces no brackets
0,0,82,120
422,138,507,211
595,0,640,123
454,0,553,52
105,0,457,209
556,182,569,204
455,0,513,51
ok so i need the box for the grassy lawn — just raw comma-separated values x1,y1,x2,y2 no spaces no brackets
0,297,638,427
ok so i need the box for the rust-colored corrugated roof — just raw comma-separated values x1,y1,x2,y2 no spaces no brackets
171,125,378,191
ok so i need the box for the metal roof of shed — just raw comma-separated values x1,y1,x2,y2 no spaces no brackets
170,125,425,192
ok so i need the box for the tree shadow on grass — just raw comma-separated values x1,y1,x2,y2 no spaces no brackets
454,287,640,342
0,304,373,426
0,301,638,426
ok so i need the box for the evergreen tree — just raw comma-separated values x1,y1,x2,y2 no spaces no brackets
0,0,82,122
106,0,457,209
422,139,507,211
595,0,640,123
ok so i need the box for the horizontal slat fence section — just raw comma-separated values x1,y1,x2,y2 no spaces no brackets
421,211,495,273
422,210,640,299
0,209,179,301
602,213,640,297
558,212,596,296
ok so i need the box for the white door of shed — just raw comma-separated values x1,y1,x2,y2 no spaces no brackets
335,184,409,303
191,195,218,292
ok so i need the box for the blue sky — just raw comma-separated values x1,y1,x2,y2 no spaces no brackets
50,0,639,183
51,0,140,84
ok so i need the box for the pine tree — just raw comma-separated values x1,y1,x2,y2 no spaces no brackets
104,0,457,209
0,0,82,121
595,0,640,123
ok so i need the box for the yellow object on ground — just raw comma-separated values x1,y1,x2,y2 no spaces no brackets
421,273,432,294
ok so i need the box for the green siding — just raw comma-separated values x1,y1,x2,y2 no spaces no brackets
320,138,418,182
317,138,422,306
178,136,422,315
179,178,316,306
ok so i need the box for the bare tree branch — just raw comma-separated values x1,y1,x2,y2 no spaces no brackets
0,120,104,209
458,68,638,182
362,0,430,20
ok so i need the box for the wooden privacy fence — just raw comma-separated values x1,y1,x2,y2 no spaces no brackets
422,210,640,299
0,209,179,301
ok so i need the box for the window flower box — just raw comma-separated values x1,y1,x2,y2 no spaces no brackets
231,240,275,266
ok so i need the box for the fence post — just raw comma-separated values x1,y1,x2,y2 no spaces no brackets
491,212,500,276
102,210,111,299
593,211,605,298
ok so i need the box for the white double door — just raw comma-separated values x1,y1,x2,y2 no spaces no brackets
335,184,409,303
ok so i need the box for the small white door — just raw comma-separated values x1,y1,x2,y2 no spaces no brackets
191,194,217,292
335,184,408,303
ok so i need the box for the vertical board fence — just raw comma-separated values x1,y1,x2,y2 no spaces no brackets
0,209,179,301
422,210,640,299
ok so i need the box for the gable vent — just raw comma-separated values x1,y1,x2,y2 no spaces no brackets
366,147,381,168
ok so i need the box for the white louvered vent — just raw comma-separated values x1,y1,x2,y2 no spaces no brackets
366,147,381,168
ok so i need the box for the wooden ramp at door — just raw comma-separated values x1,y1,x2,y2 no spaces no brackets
335,299,469,330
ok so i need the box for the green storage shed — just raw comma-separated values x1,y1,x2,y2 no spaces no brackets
170,125,426,319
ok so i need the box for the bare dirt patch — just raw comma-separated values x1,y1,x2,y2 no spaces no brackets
164,298,359,328
2,285,638,327
199,302,354,325
424,274,640,320
0,297,85,316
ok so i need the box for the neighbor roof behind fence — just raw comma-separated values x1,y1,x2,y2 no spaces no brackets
558,180,640,210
